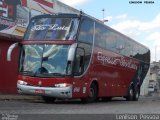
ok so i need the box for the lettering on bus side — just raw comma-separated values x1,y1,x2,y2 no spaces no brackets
97,52,138,70
73,87,80,93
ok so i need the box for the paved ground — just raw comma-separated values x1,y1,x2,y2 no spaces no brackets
0,95,160,114
0,94,41,101
0,94,160,120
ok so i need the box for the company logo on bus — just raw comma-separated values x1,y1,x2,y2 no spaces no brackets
38,81,42,86
31,24,70,31
97,52,138,70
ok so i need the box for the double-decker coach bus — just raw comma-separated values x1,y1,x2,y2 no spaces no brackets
7,13,150,102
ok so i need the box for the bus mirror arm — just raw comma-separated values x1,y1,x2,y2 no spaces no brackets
67,43,78,61
7,43,19,61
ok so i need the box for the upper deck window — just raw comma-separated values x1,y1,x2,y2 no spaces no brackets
24,17,79,40
78,17,94,44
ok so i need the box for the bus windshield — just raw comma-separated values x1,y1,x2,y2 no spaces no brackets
24,17,79,40
19,44,71,77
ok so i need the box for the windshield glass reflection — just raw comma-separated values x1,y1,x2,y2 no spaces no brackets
19,44,70,77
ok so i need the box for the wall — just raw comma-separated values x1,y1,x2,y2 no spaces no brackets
0,39,19,94
140,69,150,95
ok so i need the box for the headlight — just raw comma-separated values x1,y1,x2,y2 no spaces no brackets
17,80,28,85
55,83,71,88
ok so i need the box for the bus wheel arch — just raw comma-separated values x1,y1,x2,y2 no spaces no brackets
81,80,99,103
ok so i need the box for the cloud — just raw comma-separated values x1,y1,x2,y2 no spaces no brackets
139,14,160,31
111,20,140,32
146,32,160,44
58,0,88,6
109,13,160,62
103,16,112,22
111,13,160,32
116,14,128,20
111,20,141,39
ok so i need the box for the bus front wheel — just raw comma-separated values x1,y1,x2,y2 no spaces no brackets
81,83,98,103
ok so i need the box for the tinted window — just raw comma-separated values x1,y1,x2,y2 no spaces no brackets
105,31,117,52
78,17,94,44
133,43,139,59
116,35,125,55
139,46,150,63
124,40,133,57
93,21,150,63
95,23,107,49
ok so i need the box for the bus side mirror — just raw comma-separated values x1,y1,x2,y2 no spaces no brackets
7,43,19,61
67,43,78,61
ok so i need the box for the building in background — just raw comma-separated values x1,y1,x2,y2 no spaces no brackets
0,0,79,94
140,69,150,96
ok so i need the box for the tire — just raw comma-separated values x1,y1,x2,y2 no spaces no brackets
133,87,140,101
81,83,98,103
42,96,56,103
126,86,134,101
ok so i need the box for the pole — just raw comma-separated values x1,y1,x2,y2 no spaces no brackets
102,9,105,23
155,46,157,62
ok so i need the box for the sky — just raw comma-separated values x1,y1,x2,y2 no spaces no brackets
59,0,160,62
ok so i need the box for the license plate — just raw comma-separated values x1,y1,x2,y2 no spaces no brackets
35,89,45,94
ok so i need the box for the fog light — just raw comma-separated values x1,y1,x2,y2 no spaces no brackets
55,83,71,88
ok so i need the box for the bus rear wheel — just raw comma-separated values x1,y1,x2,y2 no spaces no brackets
126,86,134,101
42,96,56,103
133,87,140,101
81,83,98,103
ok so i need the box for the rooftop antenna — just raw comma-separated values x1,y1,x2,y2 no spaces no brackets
102,8,108,23
102,8,105,22
155,45,157,62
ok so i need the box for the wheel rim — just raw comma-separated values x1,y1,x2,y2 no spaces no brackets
130,88,134,98
89,88,95,98
136,89,139,99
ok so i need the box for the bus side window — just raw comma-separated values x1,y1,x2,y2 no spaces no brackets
78,18,94,44
74,48,85,76
133,43,140,59
116,35,125,55
106,32,117,52
95,23,106,49
124,40,133,57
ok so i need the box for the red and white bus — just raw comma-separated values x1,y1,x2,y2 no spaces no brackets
8,13,150,102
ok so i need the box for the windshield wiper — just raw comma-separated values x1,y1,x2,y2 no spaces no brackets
40,73,66,77
20,71,35,77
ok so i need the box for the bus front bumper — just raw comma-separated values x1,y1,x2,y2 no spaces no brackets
17,83,72,98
